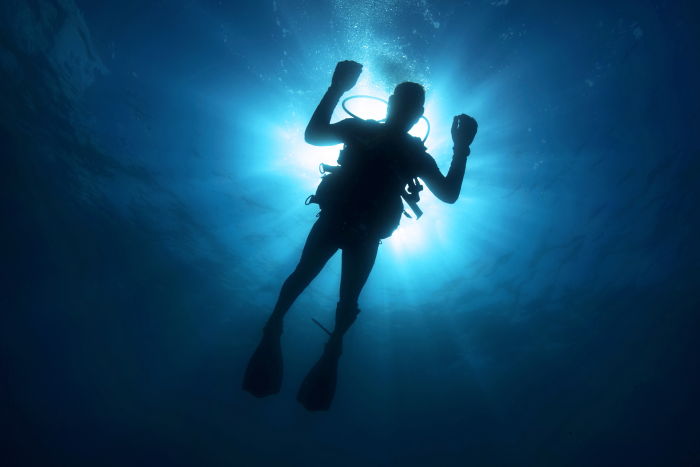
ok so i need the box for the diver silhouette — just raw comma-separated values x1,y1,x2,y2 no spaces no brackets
243,60,478,411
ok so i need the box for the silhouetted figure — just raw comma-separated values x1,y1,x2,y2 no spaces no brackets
243,60,478,411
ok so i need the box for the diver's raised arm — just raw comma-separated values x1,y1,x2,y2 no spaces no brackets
304,60,362,146
419,114,478,204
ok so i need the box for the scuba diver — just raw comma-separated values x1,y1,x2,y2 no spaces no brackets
243,60,478,411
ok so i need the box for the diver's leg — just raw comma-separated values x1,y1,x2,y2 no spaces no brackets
269,216,339,324
243,217,340,397
297,238,379,411
333,238,380,336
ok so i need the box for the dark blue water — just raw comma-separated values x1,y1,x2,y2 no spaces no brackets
2,1,698,465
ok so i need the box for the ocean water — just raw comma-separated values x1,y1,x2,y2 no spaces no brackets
2,1,698,466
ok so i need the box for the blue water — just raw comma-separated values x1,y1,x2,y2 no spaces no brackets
2,1,698,465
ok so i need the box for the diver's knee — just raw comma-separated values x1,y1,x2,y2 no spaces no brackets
289,264,313,281
284,264,319,290
334,301,361,334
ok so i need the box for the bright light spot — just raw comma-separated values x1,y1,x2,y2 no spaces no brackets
408,117,429,141
387,214,427,253
342,94,431,142
273,124,342,191
343,96,387,121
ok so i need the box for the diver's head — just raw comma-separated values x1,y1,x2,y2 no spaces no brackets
386,82,425,132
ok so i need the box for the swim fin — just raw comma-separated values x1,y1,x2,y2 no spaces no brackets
296,335,342,411
242,318,283,397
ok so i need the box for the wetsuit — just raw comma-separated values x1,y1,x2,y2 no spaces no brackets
271,118,468,316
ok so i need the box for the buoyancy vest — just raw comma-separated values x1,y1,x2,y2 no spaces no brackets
305,120,426,239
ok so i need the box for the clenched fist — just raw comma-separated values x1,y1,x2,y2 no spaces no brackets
451,114,478,149
330,60,363,93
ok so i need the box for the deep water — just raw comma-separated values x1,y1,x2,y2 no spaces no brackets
2,1,699,466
